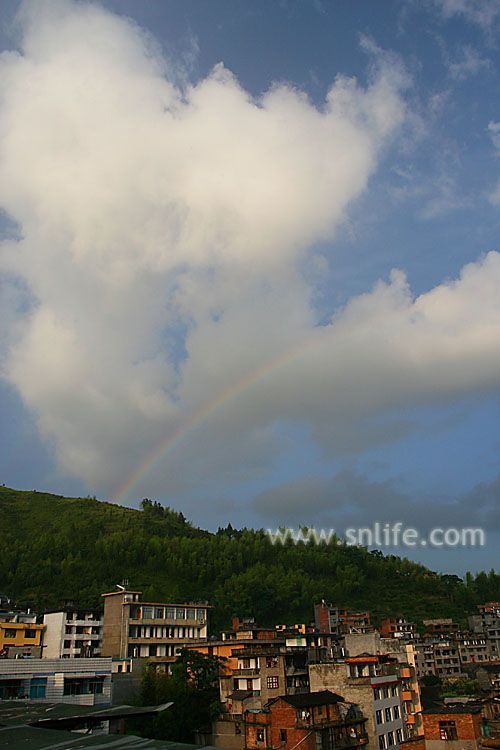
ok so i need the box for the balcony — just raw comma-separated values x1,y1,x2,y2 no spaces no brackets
401,691,413,701
400,668,413,678
233,668,260,676
405,715,416,725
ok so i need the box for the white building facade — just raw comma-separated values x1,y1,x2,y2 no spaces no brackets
42,609,103,659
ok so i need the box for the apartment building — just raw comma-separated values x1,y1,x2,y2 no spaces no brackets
0,657,112,705
380,619,419,641
455,632,492,665
0,600,43,658
314,602,373,636
309,655,406,750
469,603,500,659
42,607,103,658
101,588,209,664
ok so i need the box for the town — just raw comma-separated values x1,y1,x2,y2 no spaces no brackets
1,588,500,750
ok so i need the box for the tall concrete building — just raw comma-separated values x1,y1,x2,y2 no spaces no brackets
101,588,209,666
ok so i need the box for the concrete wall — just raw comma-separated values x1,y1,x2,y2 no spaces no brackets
310,663,377,750
42,612,65,658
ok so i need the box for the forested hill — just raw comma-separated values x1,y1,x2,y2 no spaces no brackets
1,485,499,631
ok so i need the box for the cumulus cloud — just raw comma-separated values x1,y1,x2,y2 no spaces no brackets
1,0,500,508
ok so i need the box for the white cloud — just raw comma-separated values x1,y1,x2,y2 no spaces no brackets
445,45,490,80
2,1,500,510
433,0,500,29
0,0,407,496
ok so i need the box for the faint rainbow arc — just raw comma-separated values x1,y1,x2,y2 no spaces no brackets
112,339,314,504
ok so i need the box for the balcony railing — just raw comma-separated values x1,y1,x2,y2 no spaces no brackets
233,668,260,676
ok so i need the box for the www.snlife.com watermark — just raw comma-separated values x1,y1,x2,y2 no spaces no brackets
267,523,486,548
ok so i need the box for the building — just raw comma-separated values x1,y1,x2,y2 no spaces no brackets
314,603,372,636
455,632,492,665
415,636,465,680
423,705,483,750
0,599,43,658
0,657,112,705
101,588,209,664
422,620,459,635
380,619,419,641
244,691,368,750
309,655,406,750
42,607,103,658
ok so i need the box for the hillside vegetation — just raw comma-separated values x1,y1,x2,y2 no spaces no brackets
1,485,499,630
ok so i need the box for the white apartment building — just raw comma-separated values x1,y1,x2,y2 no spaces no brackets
42,608,103,658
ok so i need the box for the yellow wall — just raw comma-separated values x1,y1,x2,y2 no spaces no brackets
0,622,43,650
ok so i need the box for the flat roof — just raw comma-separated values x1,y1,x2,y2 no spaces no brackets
0,724,221,749
0,700,173,727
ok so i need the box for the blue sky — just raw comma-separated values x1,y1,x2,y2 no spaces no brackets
1,0,500,574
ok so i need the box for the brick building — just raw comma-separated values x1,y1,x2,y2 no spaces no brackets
244,691,368,750
314,603,372,636
423,705,483,750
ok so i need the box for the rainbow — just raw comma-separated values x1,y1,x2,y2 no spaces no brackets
112,335,319,504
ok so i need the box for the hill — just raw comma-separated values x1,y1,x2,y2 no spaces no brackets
1,485,499,630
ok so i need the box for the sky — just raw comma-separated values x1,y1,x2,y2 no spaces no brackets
1,0,500,575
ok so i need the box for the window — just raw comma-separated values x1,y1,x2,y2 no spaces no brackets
247,679,253,691
280,730,287,742
154,608,164,619
24,629,37,639
64,640,71,648
176,608,185,620
142,606,153,619
376,710,383,725
383,687,389,698
439,721,458,741
267,676,279,689
373,687,380,700
64,677,104,695
4,629,16,639
378,735,386,750
187,608,195,619
0,680,22,699
393,705,400,720
396,729,403,743
385,708,392,722
30,678,47,699
197,609,206,621
257,729,265,742
266,656,278,668
235,723,241,735
167,607,175,619
387,731,395,746
391,685,398,697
